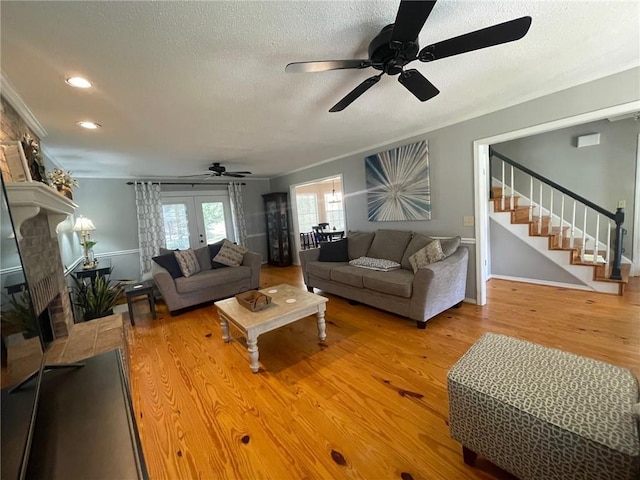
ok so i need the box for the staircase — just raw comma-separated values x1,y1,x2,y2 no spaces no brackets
489,149,630,296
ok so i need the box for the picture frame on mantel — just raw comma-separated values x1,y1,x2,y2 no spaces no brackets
0,141,32,183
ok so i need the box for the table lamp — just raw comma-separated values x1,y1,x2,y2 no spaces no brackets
73,216,97,268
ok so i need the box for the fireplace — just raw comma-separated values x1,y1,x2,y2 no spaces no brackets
5,182,77,340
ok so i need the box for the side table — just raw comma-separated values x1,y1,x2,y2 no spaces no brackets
124,280,156,326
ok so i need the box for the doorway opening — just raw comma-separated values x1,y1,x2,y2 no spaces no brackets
473,100,640,306
290,175,346,264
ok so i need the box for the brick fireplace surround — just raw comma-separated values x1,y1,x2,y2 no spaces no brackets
6,182,128,366
19,212,74,338
4,181,78,341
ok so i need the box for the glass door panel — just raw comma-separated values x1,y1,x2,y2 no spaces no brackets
195,197,232,245
162,201,195,250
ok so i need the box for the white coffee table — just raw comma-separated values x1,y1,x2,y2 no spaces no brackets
214,284,328,373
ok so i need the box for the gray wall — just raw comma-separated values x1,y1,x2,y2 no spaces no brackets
493,117,638,259
72,179,140,280
70,178,271,280
490,219,583,285
270,67,640,300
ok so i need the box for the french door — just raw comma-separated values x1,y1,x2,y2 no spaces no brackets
161,193,234,250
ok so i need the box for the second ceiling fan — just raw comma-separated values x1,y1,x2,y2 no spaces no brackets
285,0,532,112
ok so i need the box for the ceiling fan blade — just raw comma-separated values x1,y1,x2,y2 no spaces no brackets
398,69,439,101
390,0,437,45
222,172,246,178
419,16,532,62
329,75,382,112
285,60,371,73
226,171,252,175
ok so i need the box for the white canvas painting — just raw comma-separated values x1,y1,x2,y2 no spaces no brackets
365,140,431,221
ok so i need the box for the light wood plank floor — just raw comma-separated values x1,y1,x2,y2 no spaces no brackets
127,266,640,480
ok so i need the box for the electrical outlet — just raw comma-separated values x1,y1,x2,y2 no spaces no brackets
617,200,626,209
463,216,475,227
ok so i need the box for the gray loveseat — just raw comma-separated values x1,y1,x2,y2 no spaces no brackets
152,245,261,313
299,229,468,328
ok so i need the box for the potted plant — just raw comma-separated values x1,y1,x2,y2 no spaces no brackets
46,168,79,200
71,273,124,321
1,288,39,367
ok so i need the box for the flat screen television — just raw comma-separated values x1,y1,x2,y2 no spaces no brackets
0,174,46,480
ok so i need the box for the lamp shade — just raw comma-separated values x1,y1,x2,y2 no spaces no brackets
73,216,96,232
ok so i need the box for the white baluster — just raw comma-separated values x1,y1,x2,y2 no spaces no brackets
559,194,565,247
538,182,543,234
582,208,587,259
510,165,515,211
570,200,576,249
501,162,505,211
529,177,533,222
594,214,600,264
548,190,554,234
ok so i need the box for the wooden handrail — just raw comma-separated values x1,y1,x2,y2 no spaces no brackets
490,148,615,220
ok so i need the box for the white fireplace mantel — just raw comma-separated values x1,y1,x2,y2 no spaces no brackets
5,182,77,238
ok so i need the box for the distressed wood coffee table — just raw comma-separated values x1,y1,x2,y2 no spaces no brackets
214,284,328,373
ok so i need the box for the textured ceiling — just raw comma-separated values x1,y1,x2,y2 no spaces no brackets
1,1,639,180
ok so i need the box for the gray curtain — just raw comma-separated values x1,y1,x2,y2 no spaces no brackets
228,182,247,246
135,181,166,277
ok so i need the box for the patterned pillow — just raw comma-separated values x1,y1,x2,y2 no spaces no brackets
174,248,201,278
348,256,401,272
408,240,446,273
213,239,248,267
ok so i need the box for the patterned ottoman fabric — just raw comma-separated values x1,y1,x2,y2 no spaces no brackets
448,333,640,480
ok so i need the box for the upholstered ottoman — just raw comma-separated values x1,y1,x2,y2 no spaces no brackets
448,333,640,480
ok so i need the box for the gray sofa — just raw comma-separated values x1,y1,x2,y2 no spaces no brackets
152,245,261,313
299,229,468,328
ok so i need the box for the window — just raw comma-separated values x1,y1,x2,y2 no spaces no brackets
296,193,318,233
324,192,345,230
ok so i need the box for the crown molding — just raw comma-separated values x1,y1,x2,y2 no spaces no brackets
1,72,47,139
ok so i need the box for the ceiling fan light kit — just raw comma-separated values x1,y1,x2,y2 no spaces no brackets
286,0,532,112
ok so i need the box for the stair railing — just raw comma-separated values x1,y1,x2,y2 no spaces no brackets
489,148,625,280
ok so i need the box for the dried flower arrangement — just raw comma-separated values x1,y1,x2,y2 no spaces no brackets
46,168,79,188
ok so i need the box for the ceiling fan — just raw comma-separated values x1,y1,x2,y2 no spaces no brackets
285,0,532,112
182,163,253,179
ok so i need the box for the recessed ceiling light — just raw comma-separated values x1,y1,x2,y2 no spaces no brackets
76,121,101,130
65,76,92,88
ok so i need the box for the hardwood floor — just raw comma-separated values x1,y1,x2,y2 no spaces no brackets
127,266,640,479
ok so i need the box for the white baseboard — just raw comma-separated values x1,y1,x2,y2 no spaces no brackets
488,274,595,292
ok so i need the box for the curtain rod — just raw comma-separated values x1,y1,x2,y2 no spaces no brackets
126,181,245,186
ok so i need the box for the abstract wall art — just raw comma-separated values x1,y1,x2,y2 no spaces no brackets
365,140,431,221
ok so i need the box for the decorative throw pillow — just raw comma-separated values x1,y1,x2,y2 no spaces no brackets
152,253,183,279
213,239,248,267
348,256,401,272
318,239,348,262
408,240,446,273
174,248,201,278
208,239,229,269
